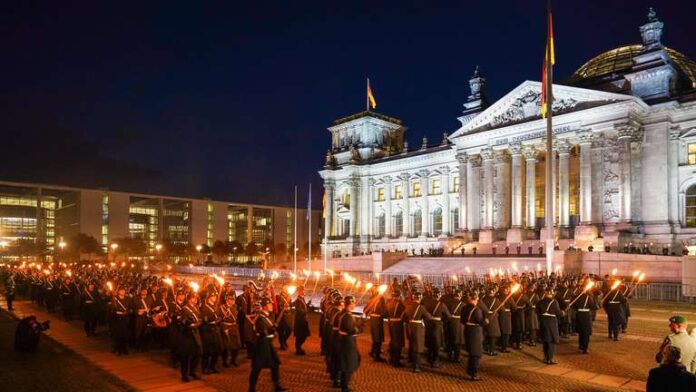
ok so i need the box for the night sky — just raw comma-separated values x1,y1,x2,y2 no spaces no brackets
2,1,694,207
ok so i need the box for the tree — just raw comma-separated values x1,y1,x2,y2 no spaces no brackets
212,240,227,264
68,233,101,260
245,242,259,263
227,240,243,261
113,237,147,260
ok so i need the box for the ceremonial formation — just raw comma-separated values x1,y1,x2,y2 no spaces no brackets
0,261,657,391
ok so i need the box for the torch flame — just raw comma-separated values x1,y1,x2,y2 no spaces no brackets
66,270,72,277
611,280,621,291
212,273,224,285
106,281,113,291
511,283,521,294
313,271,320,279
290,272,297,281
584,280,595,291
189,281,200,293
611,268,618,276
638,272,645,282
286,284,297,296
465,266,471,274
377,284,388,295
365,282,374,291
632,270,640,278
163,278,173,286
451,275,458,282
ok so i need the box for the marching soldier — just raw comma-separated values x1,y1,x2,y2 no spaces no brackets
572,288,598,354
403,291,432,373
276,288,293,351
219,295,241,367
497,285,513,353
462,291,485,381
61,277,76,320
5,273,16,311
510,285,529,350
179,293,203,382
201,293,223,374
525,284,540,346
133,287,153,352
385,289,406,367
481,286,501,356
363,287,387,362
293,285,310,356
249,297,288,392
169,290,186,367
556,281,572,338
338,296,361,392
536,288,563,364
111,287,132,356
81,282,100,337
444,289,464,362
329,296,346,388
423,287,450,367
603,281,627,341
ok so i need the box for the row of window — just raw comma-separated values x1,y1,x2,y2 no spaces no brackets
372,178,461,202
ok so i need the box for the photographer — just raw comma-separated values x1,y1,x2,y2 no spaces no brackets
14,315,50,352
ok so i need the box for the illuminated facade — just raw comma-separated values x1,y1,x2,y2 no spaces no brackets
320,10,696,256
0,180,320,258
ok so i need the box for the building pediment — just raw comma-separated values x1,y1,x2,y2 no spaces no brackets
450,81,640,139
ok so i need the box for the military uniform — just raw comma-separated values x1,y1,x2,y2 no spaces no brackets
200,301,223,373
444,294,464,362
385,294,406,366
462,301,485,380
249,309,285,392
293,294,310,355
178,303,203,382
572,292,597,353
423,294,451,366
81,287,100,337
133,294,154,351
219,302,241,367
536,295,563,364
481,294,501,355
276,293,293,350
363,294,387,361
111,295,132,355
403,297,432,372
338,308,361,392
603,288,627,341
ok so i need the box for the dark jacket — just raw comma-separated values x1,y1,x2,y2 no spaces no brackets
647,364,696,392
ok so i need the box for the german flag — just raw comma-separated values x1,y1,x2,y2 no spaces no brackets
540,0,555,118
367,78,377,110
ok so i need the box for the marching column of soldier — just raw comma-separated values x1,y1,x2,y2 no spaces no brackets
1,262,639,391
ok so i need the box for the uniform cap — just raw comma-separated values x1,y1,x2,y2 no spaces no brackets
670,315,687,324
344,296,355,306
259,297,272,307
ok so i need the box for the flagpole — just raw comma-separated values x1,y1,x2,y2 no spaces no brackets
544,0,555,274
366,78,370,112
308,182,312,272
294,185,298,274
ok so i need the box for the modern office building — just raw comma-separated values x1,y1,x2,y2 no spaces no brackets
0,180,321,259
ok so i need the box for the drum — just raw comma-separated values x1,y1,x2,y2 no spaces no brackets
151,312,169,329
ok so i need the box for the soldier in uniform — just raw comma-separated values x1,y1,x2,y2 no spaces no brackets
61,277,76,320
462,291,485,381
536,288,563,364
293,285,310,355
111,287,132,356
385,289,406,367
249,297,288,392
510,284,529,350
169,290,186,368
481,286,501,356
497,285,513,353
276,288,293,350
329,296,346,387
525,284,540,346
81,282,100,337
363,286,387,362
423,287,450,367
556,281,572,338
403,292,432,373
44,275,57,313
5,273,16,311
201,293,223,374
603,281,627,341
179,293,203,382
444,289,464,362
133,287,153,352
338,296,361,392
572,287,598,354
219,295,241,367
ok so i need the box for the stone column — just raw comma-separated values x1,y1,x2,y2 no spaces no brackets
419,169,430,236
481,148,494,229
668,126,681,225
441,166,451,236
349,177,359,237
557,140,572,227
617,124,638,222
466,155,481,231
384,177,392,237
456,152,468,232
324,180,335,237
494,150,511,229
509,143,523,228
364,178,375,239
524,147,537,229
577,130,594,224
400,173,410,236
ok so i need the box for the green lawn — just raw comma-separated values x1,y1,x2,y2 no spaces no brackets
0,311,133,392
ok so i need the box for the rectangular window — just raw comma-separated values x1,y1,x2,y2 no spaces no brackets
376,187,385,201
452,177,460,193
689,143,696,165
430,179,441,195
394,185,402,200
412,182,421,197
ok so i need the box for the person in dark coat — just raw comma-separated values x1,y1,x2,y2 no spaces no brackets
5,273,16,311
525,285,540,346
497,285,513,353
536,288,564,364
276,289,293,351
462,292,485,381
403,292,432,373
169,290,186,368
603,282,627,341
201,293,223,374
60,278,76,321
219,295,241,367
444,289,464,362
249,297,288,392
293,286,310,355
423,288,451,367
647,345,696,392
81,283,100,337
363,287,387,362
111,287,132,356
14,316,50,352
510,288,529,350
338,296,361,392
329,296,346,388
481,286,501,356
385,289,406,367
572,289,598,354
133,287,153,352
179,293,203,382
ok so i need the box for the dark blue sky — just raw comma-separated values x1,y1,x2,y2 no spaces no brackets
1,1,694,207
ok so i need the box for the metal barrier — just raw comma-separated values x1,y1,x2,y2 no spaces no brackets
175,266,696,303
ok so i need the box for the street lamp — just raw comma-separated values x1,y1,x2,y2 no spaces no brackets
155,243,163,264
195,245,202,265
110,243,118,262
233,246,238,263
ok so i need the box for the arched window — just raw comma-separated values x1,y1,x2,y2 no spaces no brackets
686,185,696,227
451,208,459,234
432,207,443,236
394,211,403,237
375,214,385,238
341,191,351,207
413,210,422,236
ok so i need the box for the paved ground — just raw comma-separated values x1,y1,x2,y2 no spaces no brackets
5,296,689,391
